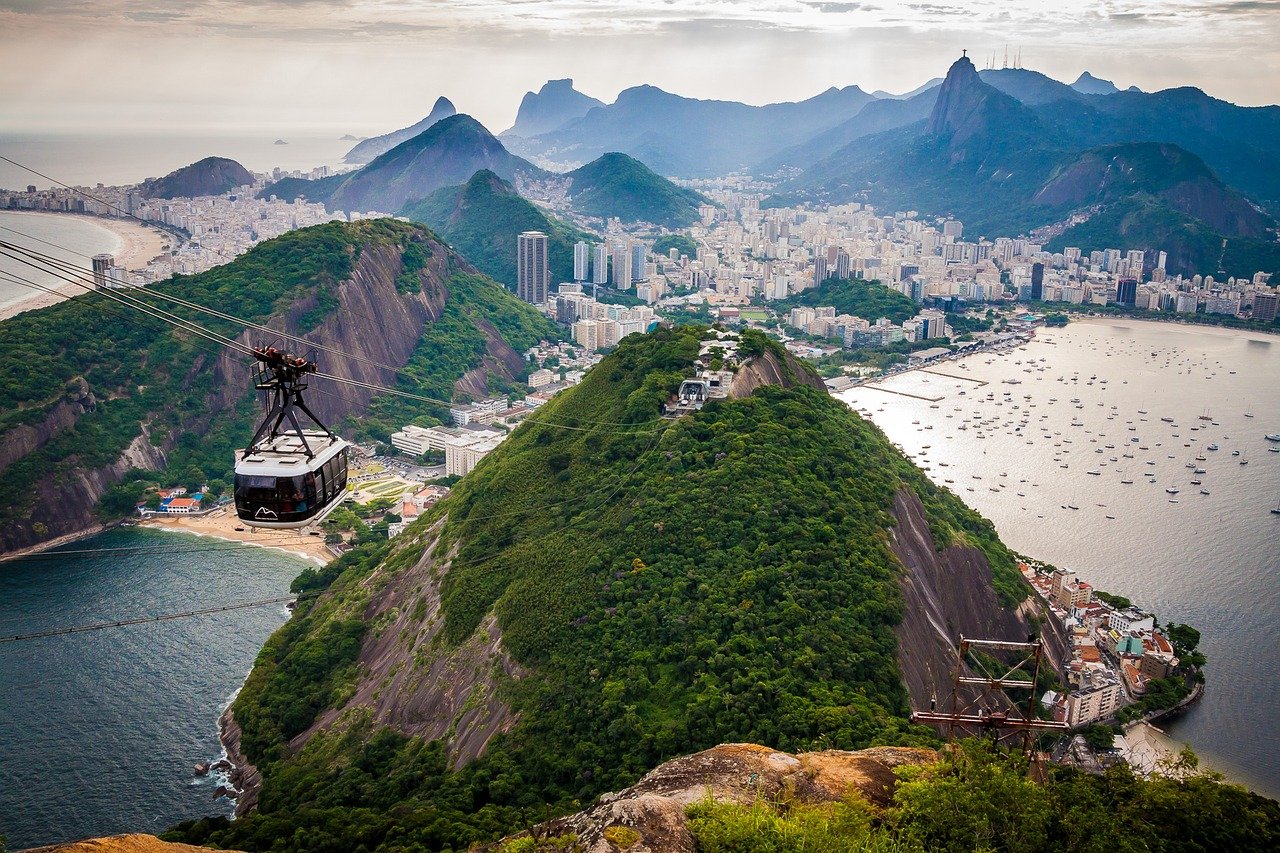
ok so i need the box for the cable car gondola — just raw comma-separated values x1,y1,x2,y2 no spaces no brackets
234,346,349,529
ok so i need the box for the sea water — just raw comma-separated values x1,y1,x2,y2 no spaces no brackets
0,527,311,848
838,318,1280,797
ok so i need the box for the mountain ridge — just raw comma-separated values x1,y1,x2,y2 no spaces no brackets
343,96,457,164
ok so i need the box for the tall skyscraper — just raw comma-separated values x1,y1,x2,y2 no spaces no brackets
592,244,609,286
1030,262,1044,301
812,256,828,287
92,254,114,289
834,251,851,280
517,231,549,305
1117,278,1138,307
631,242,647,283
612,243,632,291
573,241,589,282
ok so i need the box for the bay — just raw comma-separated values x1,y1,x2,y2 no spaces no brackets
0,210,122,312
837,317,1280,797
0,527,312,849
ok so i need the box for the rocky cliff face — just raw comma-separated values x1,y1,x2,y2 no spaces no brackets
292,519,524,768
925,55,1030,157
728,349,827,398
0,227,525,555
503,78,605,139
481,743,936,853
889,488,1067,711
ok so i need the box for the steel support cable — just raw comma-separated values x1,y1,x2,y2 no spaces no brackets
0,241,254,356
3,236,659,431
0,245,254,357
1,429,665,643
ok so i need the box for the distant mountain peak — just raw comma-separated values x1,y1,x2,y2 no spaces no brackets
926,55,992,139
343,97,458,164
1070,71,1120,95
504,78,605,139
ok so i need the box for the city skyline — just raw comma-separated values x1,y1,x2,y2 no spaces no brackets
2,1,1279,135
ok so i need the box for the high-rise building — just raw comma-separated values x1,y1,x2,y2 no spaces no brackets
631,242,647,283
573,241,589,282
592,244,609,286
834,251,851,280
1116,278,1138,307
812,256,828,287
92,253,114,289
517,231,549,305
612,243,632,291
1030,262,1044,301
1254,291,1279,322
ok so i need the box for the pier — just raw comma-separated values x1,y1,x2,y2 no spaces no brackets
920,369,988,387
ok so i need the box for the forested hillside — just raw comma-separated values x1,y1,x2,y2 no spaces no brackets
0,219,556,553
169,326,1039,851
401,169,595,288
778,277,918,325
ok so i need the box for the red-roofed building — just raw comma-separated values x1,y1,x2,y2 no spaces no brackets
163,497,200,514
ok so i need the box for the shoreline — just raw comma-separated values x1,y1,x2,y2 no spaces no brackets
0,210,177,321
1063,310,1280,339
139,510,332,565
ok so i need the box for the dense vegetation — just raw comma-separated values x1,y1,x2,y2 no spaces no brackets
0,219,556,540
777,277,918,325
685,741,1280,853
401,170,596,289
652,233,698,258
171,326,1033,851
565,152,707,228
1047,194,1280,279
357,270,559,441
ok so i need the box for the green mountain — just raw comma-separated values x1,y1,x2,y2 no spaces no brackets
401,169,595,289
0,219,557,554
140,156,254,199
564,152,707,228
778,277,918,325
260,115,545,214
170,325,1058,851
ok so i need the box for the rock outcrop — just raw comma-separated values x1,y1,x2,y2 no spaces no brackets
19,835,235,853
481,743,936,853
292,519,524,768
889,488,1067,711
729,349,827,399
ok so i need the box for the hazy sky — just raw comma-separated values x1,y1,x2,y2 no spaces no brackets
2,0,1278,135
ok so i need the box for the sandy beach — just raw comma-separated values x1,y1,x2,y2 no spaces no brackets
140,507,333,565
0,210,176,321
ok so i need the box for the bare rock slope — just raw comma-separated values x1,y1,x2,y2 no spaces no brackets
482,743,936,853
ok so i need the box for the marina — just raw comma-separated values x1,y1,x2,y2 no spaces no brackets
837,318,1280,797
